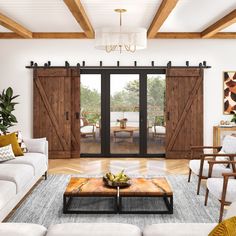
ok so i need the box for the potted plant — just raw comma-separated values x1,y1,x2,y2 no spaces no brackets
117,118,128,129
0,87,19,134
231,113,236,124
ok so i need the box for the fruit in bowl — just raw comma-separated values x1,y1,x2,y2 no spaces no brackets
103,170,131,188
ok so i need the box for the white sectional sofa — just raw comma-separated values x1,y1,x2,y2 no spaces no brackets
0,201,235,236
0,138,48,222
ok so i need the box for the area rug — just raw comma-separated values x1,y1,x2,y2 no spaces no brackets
8,174,220,229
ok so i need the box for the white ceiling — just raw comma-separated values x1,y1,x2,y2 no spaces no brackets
159,0,236,32
0,0,235,33
0,0,83,32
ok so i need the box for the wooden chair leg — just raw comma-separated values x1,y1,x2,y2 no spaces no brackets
197,176,202,195
188,169,192,182
219,176,229,222
205,188,209,206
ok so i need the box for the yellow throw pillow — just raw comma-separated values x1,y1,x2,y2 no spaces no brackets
209,217,236,236
0,133,24,156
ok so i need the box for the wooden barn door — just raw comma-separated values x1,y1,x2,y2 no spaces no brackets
165,68,203,159
33,68,72,158
71,68,80,158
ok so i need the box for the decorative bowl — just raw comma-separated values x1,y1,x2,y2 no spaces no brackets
103,176,131,188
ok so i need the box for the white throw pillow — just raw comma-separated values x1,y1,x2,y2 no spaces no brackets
222,135,236,154
0,144,15,162
23,138,46,154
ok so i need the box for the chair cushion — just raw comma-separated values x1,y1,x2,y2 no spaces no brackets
6,153,47,175
81,126,94,133
0,164,34,192
215,150,230,168
207,178,236,202
0,223,47,236
143,223,217,236
47,223,141,236
189,160,232,177
152,126,166,134
0,180,16,209
222,135,236,155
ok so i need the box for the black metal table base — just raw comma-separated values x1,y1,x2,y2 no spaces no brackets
63,194,173,214
63,195,118,214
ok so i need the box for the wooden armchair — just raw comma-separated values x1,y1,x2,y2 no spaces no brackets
205,160,236,222
80,118,96,139
188,145,223,194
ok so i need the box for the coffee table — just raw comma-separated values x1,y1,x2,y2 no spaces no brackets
63,177,173,214
111,126,139,142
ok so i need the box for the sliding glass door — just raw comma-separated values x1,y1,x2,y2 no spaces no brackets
80,69,166,157
110,74,140,154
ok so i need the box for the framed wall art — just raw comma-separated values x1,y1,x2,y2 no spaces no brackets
224,71,236,114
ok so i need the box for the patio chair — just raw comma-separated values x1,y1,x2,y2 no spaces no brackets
80,118,96,139
205,159,236,222
152,125,166,139
188,135,236,195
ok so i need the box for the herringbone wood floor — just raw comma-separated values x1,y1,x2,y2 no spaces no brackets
48,158,189,176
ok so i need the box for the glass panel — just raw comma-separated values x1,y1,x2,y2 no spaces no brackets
110,74,139,154
80,74,101,154
147,74,166,154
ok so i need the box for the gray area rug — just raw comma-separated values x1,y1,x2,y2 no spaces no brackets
8,174,220,229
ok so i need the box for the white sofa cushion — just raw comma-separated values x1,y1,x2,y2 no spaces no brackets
6,153,47,175
47,223,141,236
0,164,34,192
0,223,47,236
143,223,217,236
207,178,236,202
111,112,124,122
189,159,232,177
124,112,139,122
0,180,16,209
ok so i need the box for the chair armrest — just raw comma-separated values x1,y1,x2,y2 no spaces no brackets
191,146,222,150
207,160,236,178
203,154,236,157
222,172,236,177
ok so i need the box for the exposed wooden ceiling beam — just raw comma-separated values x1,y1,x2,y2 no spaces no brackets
0,12,32,38
148,0,179,39
1,32,236,39
154,32,236,39
201,9,236,38
63,0,94,38
33,32,87,39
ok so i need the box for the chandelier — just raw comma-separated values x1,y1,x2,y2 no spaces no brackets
95,9,147,53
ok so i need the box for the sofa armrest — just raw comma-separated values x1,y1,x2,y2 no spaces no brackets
24,138,48,157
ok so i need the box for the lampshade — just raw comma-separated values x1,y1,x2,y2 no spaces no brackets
95,26,147,53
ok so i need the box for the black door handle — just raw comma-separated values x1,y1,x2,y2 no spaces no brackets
65,112,69,120
75,112,80,120
167,112,170,121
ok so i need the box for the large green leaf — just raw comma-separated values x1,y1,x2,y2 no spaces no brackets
6,87,13,98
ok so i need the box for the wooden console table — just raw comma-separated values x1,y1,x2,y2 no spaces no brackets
213,126,236,152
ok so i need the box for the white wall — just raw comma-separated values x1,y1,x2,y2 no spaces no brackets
0,39,235,146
